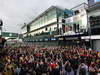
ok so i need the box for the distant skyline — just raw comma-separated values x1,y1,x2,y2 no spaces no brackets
0,0,87,33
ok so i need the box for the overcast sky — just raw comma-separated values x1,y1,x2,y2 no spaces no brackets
0,0,87,33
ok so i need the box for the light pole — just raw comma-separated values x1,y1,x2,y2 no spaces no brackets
0,19,3,51
0,19,3,35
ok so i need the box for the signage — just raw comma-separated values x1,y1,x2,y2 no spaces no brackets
36,39,38,41
9,33,12,37
39,39,42,41
45,39,48,41
59,38,64,40
33,40,34,42
65,37,78,40
51,38,56,41
2,32,18,37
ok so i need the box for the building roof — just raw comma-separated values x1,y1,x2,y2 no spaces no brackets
87,2,100,12
70,3,88,10
21,6,64,29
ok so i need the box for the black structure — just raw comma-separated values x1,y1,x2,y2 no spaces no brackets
89,16,100,35
0,20,6,51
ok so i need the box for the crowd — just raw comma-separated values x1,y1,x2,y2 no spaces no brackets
0,44,100,75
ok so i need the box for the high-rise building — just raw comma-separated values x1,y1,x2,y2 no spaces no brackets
88,0,100,6
88,0,95,6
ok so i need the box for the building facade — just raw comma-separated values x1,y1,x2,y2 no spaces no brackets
65,8,88,35
22,6,66,36
21,6,71,45
56,3,89,47
86,2,100,50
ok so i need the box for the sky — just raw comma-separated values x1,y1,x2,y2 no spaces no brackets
0,0,87,33
95,0,100,2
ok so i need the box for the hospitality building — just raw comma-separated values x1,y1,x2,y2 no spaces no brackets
56,3,88,47
21,6,73,46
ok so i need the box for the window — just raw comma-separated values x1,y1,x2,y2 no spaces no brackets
45,27,48,31
27,25,30,32
74,10,80,15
